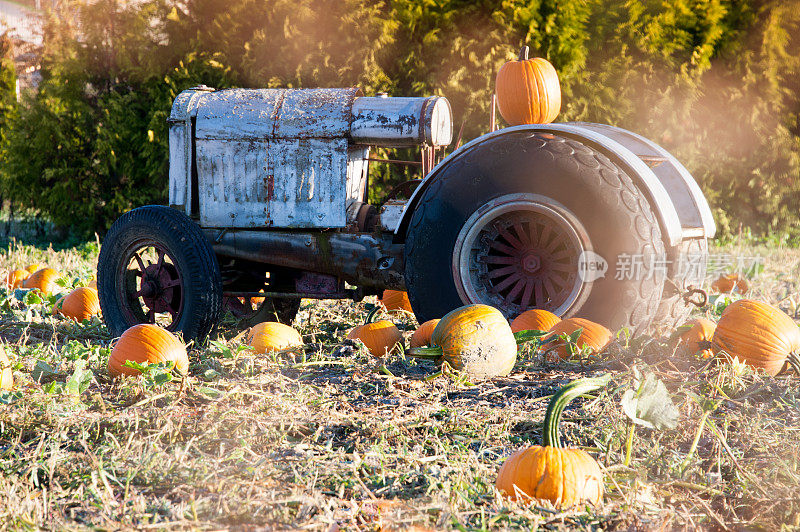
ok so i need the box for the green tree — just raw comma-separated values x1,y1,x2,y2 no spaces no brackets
0,0,798,238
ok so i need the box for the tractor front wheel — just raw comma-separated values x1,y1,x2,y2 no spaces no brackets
97,205,223,341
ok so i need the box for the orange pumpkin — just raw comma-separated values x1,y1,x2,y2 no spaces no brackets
677,317,716,358
407,305,517,378
52,294,66,315
347,309,402,357
380,290,413,313
25,263,40,274
59,287,101,322
496,375,609,507
22,267,60,295
247,322,303,353
410,319,440,348
510,309,561,334
108,324,189,377
547,318,612,359
5,269,29,290
432,304,517,377
712,299,800,376
0,347,12,390
496,46,561,126
711,273,749,294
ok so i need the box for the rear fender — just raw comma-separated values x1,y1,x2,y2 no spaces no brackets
395,123,693,247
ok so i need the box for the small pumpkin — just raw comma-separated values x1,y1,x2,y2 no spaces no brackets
87,277,98,290
347,308,402,357
408,304,517,379
511,309,561,334
59,287,100,322
247,322,303,354
547,318,612,359
380,290,413,313
410,319,440,348
496,45,561,126
710,273,749,294
496,375,610,507
5,269,29,290
22,267,60,295
25,263,40,274
677,317,716,358
0,347,13,390
712,299,800,376
108,324,189,378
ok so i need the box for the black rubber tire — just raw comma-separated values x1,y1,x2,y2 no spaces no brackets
404,132,666,335
651,238,709,330
97,205,223,341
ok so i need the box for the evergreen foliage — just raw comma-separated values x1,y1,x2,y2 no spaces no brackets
0,0,797,238
0,33,16,164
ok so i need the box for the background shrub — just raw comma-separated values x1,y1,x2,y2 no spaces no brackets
0,0,798,240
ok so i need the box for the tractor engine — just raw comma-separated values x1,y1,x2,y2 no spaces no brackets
167,86,452,230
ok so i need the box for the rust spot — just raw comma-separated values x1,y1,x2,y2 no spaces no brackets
266,175,275,200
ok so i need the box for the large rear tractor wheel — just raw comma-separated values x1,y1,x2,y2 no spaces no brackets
404,132,666,335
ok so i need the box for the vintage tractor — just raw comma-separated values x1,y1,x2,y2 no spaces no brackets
97,84,715,341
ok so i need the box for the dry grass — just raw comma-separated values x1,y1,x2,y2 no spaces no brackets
0,239,799,530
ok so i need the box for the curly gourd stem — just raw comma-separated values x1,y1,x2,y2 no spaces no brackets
787,352,800,375
518,45,529,61
542,374,612,449
365,306,381,324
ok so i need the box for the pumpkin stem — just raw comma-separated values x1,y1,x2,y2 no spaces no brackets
518,45,529,61
542,374,611,448
786,352,800,375
365,306,381,324
406,346,443,359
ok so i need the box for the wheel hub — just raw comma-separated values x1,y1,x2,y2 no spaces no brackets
453,194,593,318
521,253,541,274
118,242,184,327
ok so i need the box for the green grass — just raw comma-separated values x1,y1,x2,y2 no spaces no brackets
0,240,799,529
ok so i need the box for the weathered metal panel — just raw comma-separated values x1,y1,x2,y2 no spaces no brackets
346,146,370,203
193,87,359,141
196,139,271,227
168,87,214,214
194,89,283,140
167,122,189,210
379,200,406,232
196,137,347,228
350,96,453,147
269,138,348,227
274,88,360,138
